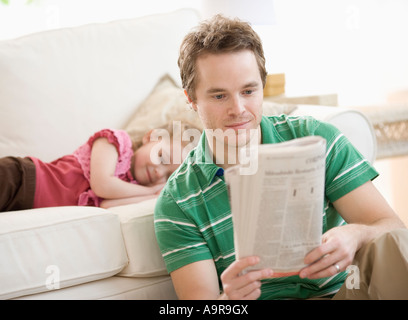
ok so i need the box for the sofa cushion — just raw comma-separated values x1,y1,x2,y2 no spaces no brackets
108,199,167,277
0,206,128,299
13,275,177,300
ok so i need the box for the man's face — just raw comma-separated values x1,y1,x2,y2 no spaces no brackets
190,50,264,149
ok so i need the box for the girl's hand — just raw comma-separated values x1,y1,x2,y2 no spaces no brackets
151,182,166,194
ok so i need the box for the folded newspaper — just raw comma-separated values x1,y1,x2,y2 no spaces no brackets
225,136,326,277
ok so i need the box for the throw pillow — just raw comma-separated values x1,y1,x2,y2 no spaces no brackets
123,74,297,143
123,74,203,145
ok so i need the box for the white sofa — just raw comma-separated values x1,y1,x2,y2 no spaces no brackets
0,9,376,300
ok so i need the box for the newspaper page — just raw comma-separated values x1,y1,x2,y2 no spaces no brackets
225,136,326,276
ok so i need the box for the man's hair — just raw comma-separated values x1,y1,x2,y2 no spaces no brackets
178,14,267,102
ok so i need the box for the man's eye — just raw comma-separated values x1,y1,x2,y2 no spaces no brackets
214,94,224,100
243,90,253,95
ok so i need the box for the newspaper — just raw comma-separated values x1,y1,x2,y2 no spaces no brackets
225,136,326,276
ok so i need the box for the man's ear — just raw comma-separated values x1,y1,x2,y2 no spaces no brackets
184,89,198,111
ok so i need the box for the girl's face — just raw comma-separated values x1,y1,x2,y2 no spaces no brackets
132,139,180,186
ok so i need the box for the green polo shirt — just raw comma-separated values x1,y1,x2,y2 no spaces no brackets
154,115,378,299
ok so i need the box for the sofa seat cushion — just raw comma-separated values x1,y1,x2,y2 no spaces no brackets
0,206,128,299
13,275,177,300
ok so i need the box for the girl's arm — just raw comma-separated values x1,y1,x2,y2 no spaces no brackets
99,194,159,209
89,137,160,200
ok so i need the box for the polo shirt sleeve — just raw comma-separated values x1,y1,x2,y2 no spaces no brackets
154,188,213,273
315,121,379,202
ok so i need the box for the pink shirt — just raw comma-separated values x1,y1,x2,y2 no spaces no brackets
31,129,137,208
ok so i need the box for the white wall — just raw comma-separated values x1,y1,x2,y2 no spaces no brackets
256,0,408,106
0,0,201,40
1,0,407,106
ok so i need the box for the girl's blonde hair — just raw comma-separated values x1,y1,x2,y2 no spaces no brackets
129,120,201,152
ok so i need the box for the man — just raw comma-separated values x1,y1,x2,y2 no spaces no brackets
154,15,408,299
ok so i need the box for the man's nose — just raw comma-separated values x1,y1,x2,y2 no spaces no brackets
227,95,245,116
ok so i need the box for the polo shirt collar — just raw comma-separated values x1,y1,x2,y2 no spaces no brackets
194,116,283,184
260,115,285,144
194,132,224,184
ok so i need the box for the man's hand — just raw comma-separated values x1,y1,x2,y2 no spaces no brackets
299,225,359,279
220,256,273,300
299,181,405,280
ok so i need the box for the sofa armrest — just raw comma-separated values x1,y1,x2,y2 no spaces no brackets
291,105,377,163
107,198,168,277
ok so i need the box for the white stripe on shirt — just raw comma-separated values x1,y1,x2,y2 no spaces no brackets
176,178,223,204
200,214,232,232
214,251,235,262
325,133,344,158
333,159,368,182
154,218,196,228
162,242,207,257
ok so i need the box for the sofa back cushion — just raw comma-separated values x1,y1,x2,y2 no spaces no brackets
0,9,199,161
